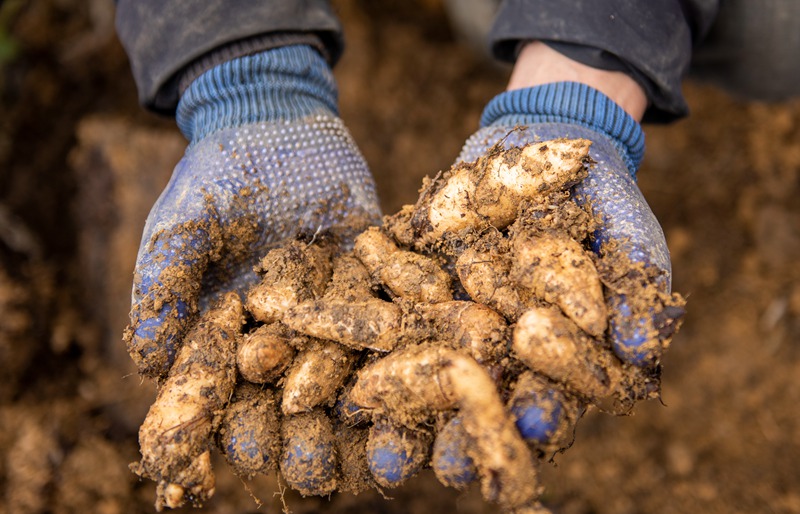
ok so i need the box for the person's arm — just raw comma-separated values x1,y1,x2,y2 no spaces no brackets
117,4,384,507
508,41,647,121
427,0,699,487
490,0,720,122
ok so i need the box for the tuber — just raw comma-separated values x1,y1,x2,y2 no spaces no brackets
245,241,333,323
131,292,243,511
510,229,607,337
282,339,356,415
512,306,623,401
283,297,404,352
236,323,295,384
354,226,452,303
408,139,591,246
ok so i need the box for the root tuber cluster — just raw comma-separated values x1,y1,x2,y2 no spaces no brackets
131,138,686,512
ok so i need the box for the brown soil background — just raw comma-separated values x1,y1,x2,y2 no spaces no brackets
1,1,799,513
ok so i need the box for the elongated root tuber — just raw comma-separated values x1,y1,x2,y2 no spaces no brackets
282,339,356,415
354,226,452,303
245,241,333,323
132,292,244,511
511,230,607,337
350,344,539,509
408,139,591,246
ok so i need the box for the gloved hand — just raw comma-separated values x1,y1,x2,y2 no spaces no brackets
126,45,380,379
458,82,671,364
426,82,677,487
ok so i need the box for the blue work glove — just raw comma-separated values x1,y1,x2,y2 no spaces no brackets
126,45,380,378
430,82,677,487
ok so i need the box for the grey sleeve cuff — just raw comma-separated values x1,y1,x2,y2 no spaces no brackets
115,0,343,115
489,0,720,122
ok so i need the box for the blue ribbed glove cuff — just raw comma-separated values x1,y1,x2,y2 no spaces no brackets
480,82,645,177
177,45,339,144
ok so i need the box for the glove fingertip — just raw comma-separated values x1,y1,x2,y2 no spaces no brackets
126,299,191,377
510,403,564,443
608,295,662,367
281,413,338,496
366,421,430,488
432,418,477,490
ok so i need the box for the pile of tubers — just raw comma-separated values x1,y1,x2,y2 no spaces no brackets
131,138,685,512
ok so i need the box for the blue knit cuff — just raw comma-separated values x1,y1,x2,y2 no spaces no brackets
480,82,645,176
177,45,339,144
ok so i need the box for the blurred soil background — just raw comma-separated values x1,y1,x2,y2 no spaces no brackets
1,1,799,513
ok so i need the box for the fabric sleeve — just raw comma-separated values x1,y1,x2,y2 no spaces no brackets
488,0,720,122
690,0,800,102
115,0,342,115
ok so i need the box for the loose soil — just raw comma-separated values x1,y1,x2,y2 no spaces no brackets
1,1,799,513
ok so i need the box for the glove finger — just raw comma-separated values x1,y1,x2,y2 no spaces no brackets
128,220,214,377
607,294,656,366
509,389,567,445
571,135,673,366
280,411,338,496
509,373,584,453
218,384,281,478
366,418,431,488
432,417,478,489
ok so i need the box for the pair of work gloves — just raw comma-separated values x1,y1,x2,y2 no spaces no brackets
128,45,672,490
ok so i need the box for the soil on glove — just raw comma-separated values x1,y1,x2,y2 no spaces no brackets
2,1,800,514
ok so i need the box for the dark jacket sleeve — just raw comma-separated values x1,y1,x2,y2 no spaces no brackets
489,0,720,122
115,1,342,115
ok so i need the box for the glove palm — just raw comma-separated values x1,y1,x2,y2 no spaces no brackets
127,46,380,377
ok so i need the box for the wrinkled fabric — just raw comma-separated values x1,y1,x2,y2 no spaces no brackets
115,0,343,113
488,0,720,121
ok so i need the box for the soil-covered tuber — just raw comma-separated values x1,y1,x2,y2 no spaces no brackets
282,339,356,415
245,241,333,324
354,226,452,303
408,138,591,246
236,323,295,384
283,297,404,352
511,230,607,337
132,292,244,511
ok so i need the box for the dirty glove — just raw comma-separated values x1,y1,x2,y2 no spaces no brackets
458,82,671,364
428,82,675,485
126,45,380,379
